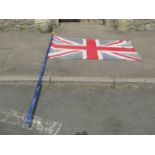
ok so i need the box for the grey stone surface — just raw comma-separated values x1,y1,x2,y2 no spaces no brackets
106,19,155,31
128,19,155,31
1,19,155,32
0,19,36,31
37,23,53,32
0,19,58,32
0,23,155,78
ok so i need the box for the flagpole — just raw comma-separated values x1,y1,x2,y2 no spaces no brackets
25,34,54,127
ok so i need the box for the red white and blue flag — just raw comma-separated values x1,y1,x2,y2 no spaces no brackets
48,35,141,61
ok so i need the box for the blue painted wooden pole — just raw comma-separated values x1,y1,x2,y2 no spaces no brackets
25,34,54,127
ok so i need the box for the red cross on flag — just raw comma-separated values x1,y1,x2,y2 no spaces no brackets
48,35,141,61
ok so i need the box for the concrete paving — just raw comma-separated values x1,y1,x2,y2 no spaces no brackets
0,23,155,79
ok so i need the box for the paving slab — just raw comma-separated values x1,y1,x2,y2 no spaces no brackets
0,23,155,79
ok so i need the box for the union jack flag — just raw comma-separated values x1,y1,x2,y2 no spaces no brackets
48,35,141,61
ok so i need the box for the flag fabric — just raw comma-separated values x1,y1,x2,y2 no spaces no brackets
48,35,141,61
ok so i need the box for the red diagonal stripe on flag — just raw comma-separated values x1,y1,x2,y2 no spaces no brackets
51,42,136,52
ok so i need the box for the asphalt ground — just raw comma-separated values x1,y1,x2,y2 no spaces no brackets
0,82,155,135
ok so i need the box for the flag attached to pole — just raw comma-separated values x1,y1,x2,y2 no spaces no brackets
26,34,141,127
25,35,54,127
48,35,141,61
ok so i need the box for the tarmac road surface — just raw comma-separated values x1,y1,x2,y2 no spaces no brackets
0,82,155,135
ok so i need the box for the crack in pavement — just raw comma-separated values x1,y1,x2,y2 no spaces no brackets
0,48,12,70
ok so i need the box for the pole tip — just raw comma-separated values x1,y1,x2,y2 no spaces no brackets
51,32,55,36
25,119,31,128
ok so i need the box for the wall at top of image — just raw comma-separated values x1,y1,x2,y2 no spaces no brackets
0,19,155,32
